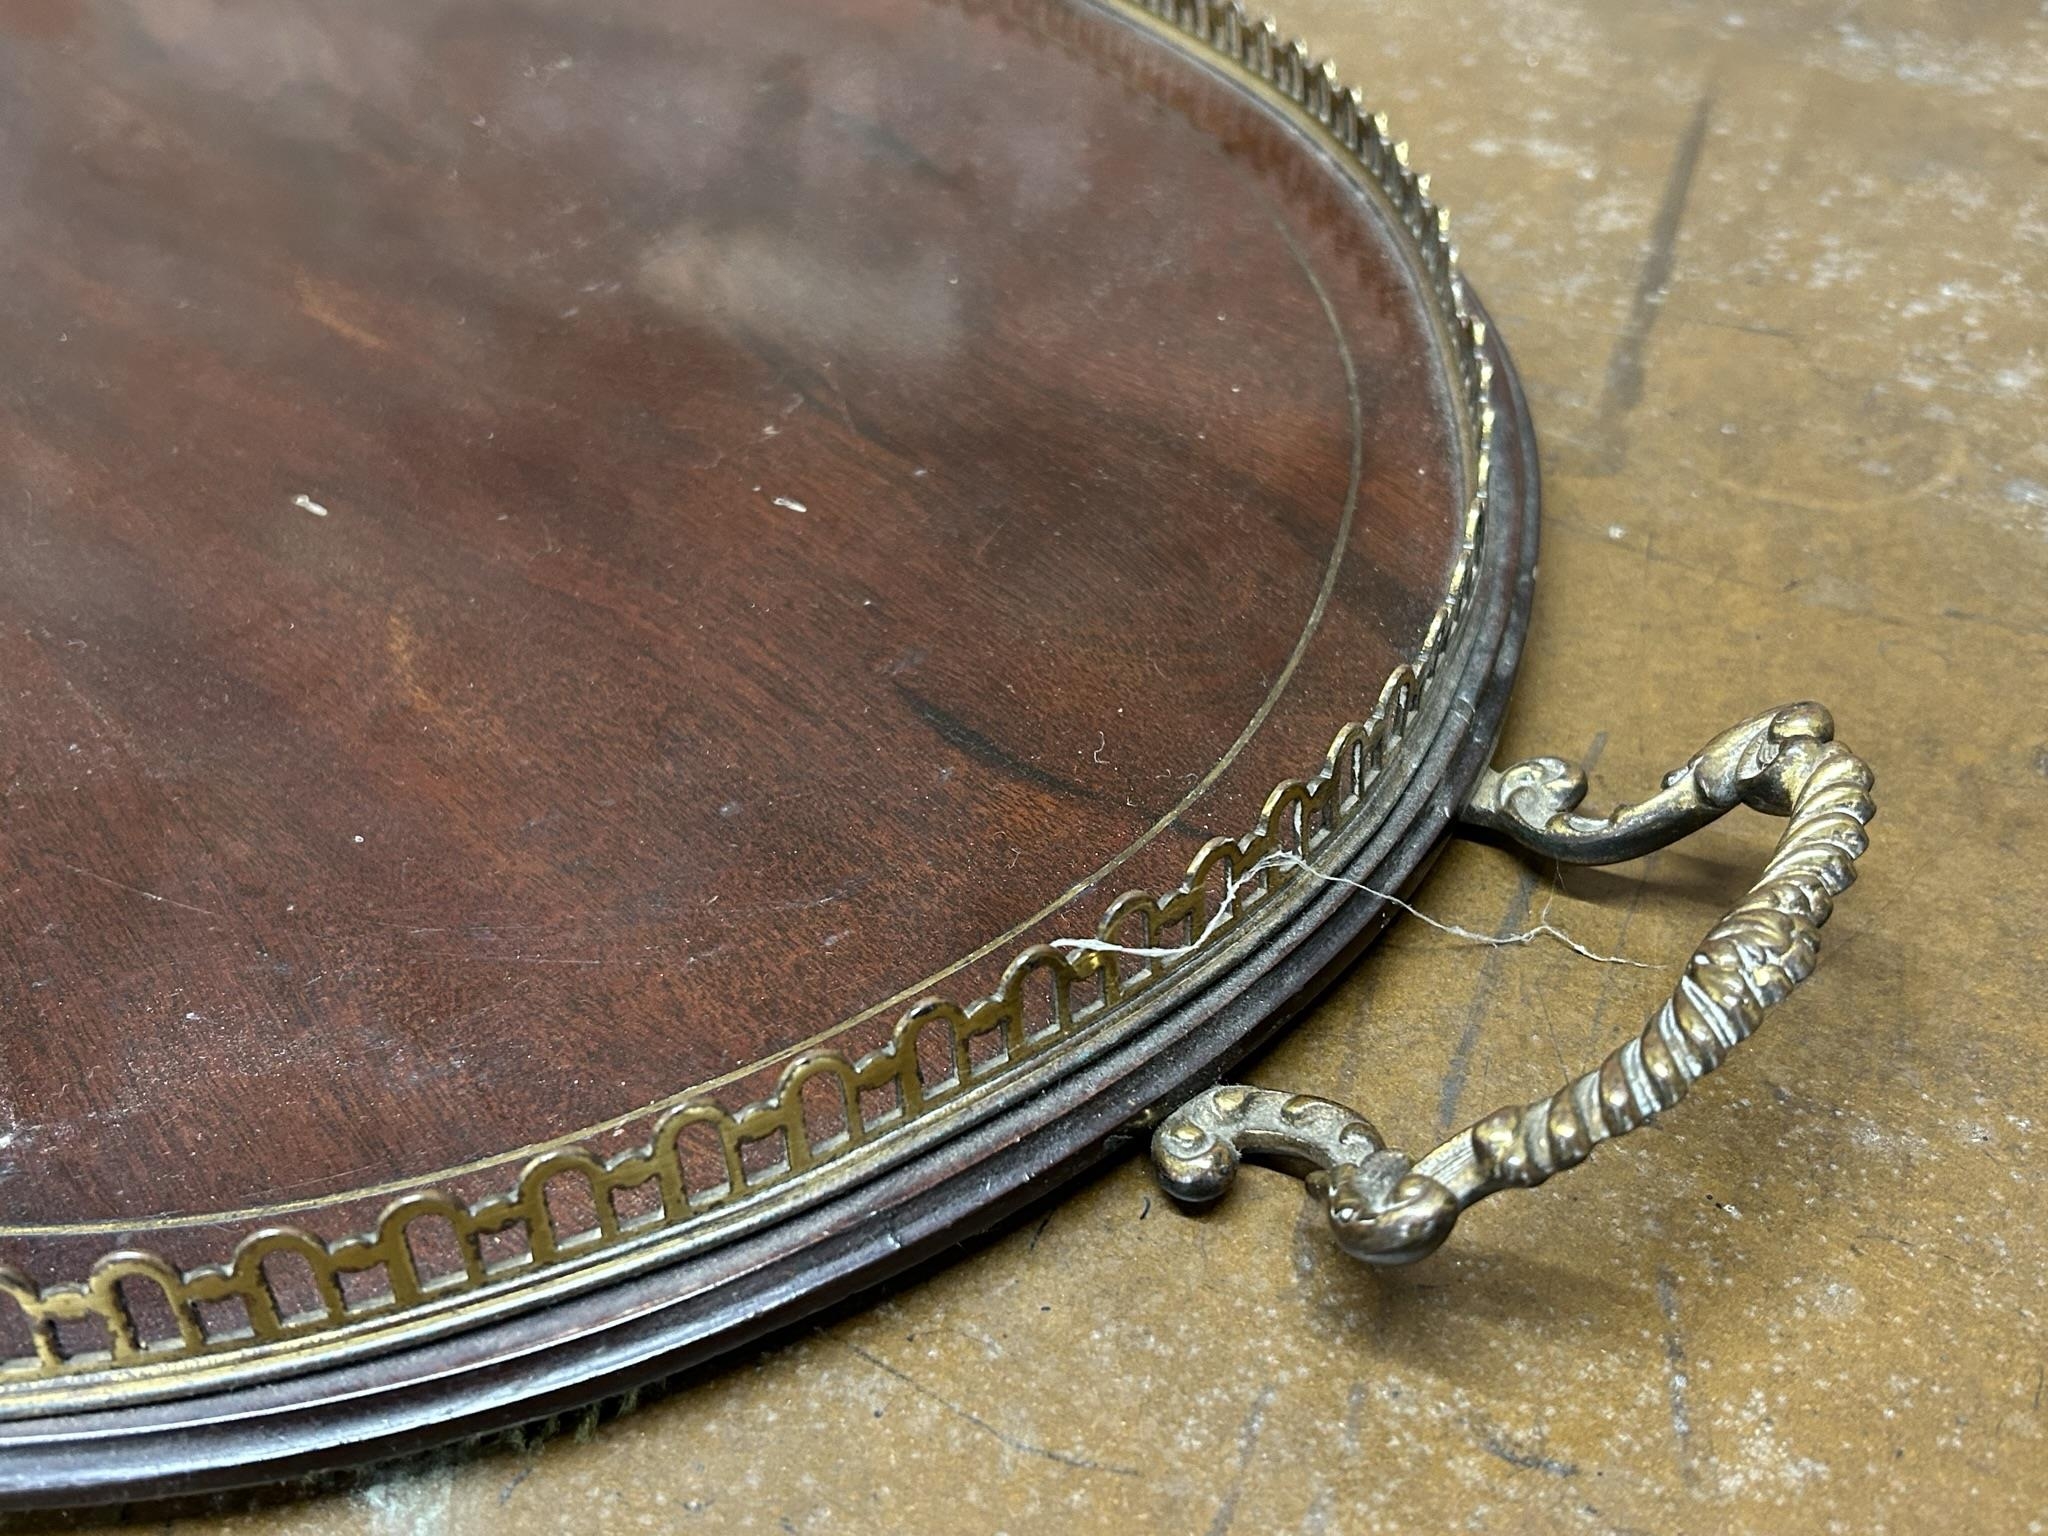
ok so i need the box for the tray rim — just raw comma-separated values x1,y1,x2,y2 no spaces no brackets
0,328,1536,1505
0,0,1512,1430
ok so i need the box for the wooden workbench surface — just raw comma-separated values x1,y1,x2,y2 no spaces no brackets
18,0,2047,1528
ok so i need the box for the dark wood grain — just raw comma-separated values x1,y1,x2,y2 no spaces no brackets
0,0,1455,1249
0,0,1532,1496
0,310,1537,1507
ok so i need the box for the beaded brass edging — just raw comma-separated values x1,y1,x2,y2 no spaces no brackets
0,0,1500,1392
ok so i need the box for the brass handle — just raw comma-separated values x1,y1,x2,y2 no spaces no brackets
1151,703,1875,1265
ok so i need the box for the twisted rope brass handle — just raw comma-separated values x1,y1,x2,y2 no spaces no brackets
1152,703,1875,1265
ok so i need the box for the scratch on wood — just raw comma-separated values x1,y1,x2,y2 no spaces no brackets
1205,1383,1277,1536
1434,865,1536,1132
840,1341,1138,1477
55,863,222,921
1470,1416,1580,1478
1657,1265,1703,1487
1437,733,1605,1132
497,1463,534,1506
1584,847,1660,1046
1593,92,1714,465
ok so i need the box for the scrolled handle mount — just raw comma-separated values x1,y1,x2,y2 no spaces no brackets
1152,702,1875,1265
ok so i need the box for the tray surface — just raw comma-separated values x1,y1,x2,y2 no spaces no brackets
0,0,1520,1479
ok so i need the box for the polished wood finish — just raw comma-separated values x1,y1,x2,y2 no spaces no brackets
2,0,1452,1246
0,0,1528,1499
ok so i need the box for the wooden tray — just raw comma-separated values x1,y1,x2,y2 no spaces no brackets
0,0,1534,1500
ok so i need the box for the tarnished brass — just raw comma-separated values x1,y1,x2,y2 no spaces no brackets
1154,703,1875,1263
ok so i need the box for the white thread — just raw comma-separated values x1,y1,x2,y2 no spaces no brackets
1054,850,1653,969
1053,851,1294,962
1293,856,1656,969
